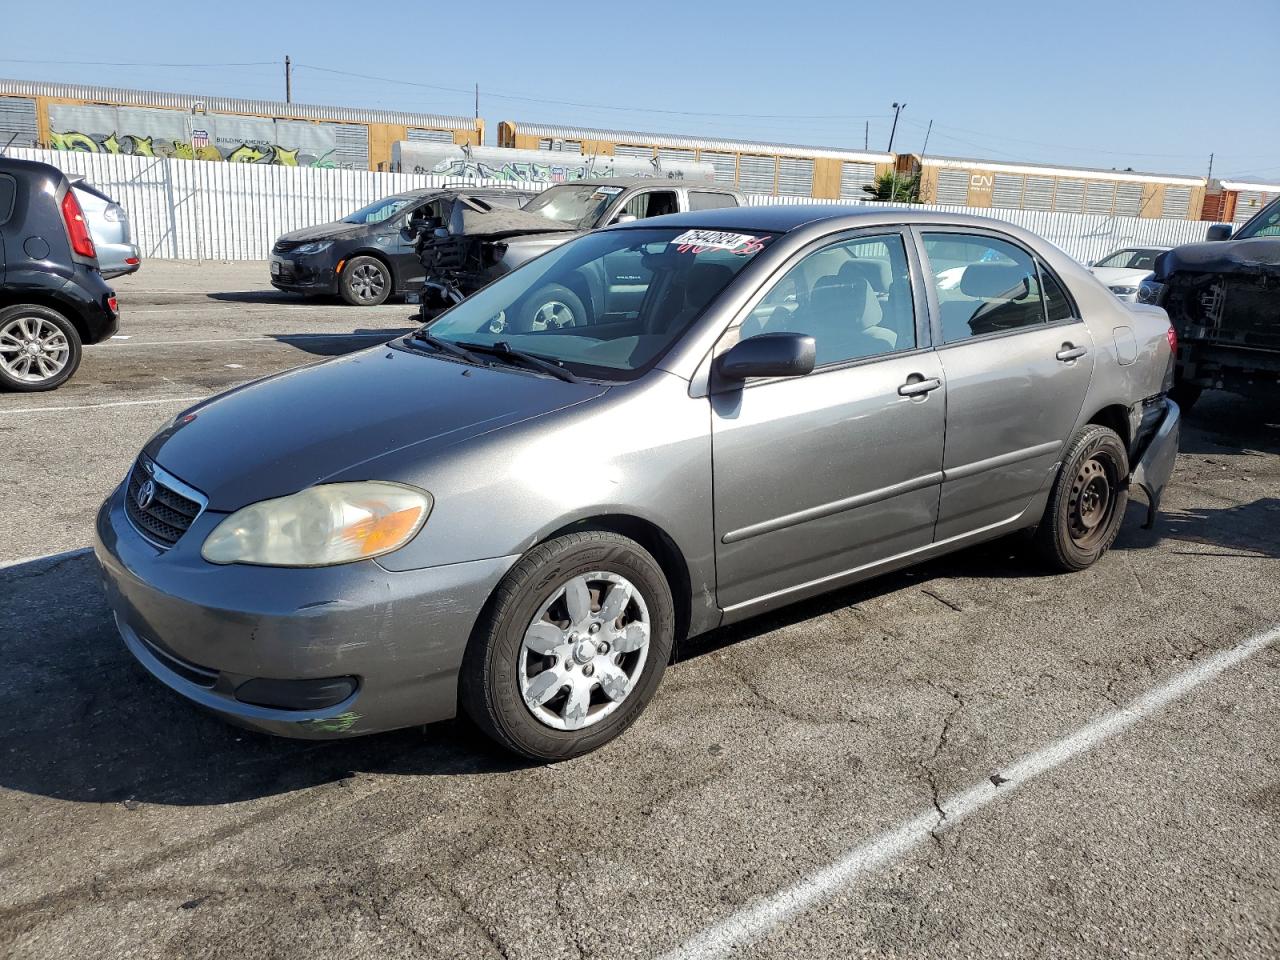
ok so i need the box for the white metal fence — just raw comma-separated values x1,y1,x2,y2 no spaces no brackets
9,147,1226,265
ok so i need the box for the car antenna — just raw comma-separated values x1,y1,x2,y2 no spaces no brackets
0,132,17,157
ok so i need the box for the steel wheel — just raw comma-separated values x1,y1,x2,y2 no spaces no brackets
517,571,651,732
1067,453,1119,549
530,299,576,331
0,315,71,384
349,263,386,302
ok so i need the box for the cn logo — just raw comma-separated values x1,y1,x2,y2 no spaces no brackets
970,174,993,190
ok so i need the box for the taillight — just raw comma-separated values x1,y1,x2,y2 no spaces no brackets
107,295,119,313
61,190,96,259
1166,325,1177,355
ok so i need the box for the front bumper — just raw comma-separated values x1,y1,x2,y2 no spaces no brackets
94,481,517,739
1130,399,1181,528
270,254,340,295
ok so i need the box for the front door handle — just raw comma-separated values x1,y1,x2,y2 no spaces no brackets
898,376,942,397
1056,344,1088,362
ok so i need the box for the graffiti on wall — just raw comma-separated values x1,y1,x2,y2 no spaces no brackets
46,104,353,168
393,142,716,184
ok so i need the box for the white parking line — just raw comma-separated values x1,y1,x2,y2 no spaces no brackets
0,395,206,415
659,622,1280,960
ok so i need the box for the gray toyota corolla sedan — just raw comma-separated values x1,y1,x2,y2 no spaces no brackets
95,206,1180,760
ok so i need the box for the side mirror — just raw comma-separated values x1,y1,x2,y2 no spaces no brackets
613,213,638,225
717,333,816,381
1206,224,1232,242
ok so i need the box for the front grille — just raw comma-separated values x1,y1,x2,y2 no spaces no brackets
124,457,205,548
272,239,303,255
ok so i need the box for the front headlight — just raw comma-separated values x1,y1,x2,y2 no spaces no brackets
201,482,431,567
1137,279,1165,305
294,240,333,256
1109,285,1138,297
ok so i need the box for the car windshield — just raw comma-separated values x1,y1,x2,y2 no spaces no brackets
1235,198,1280,239
343,195,419,224
416,226,777,380
523,184,625,228
1096,248,1162,270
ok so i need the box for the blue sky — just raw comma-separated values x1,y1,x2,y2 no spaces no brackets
4,0,1277,181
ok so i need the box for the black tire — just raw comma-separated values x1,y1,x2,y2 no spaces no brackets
1034,424,1130,572
339,255,392,306
1169,380,1201,413
460,530,675,761
0,304,83,392
517,282,586,332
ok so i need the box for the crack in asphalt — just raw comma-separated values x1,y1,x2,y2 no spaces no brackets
919,689,966,849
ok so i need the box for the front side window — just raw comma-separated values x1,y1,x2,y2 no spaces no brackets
923,233,1050,343
621,190,679,221
1235,198,1280,239
342,195,418,224
422,227,776,380
738,233,916,366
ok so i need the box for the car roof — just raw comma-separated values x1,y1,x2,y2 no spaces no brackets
610,203,1044,235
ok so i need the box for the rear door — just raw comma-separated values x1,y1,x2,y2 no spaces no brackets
917,229,1094,541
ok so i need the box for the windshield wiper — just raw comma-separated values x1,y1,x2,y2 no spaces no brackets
409,330,487,365
455,340,580,383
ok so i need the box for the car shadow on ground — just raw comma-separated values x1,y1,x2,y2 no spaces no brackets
205,290,317,304
1121,497,1280,559
1177,390,1280,456
269,328,419,357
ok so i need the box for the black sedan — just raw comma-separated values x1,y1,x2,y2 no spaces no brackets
270,187,532,306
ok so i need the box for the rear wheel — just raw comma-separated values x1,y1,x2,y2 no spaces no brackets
1034,424,1129,572
460,531,674,761
0,305,82,392
339,255,392,306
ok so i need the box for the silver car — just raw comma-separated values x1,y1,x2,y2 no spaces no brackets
70,177,140,280
95,206,1180,760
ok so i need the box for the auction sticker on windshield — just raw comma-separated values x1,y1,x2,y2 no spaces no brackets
672,230,768,255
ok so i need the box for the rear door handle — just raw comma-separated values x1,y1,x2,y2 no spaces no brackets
1056,344,1088,362
898,376,942,397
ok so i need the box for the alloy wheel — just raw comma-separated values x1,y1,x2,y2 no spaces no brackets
350,263,386,302
0,316,71,384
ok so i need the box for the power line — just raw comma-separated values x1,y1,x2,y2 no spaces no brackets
293,63,889,122
0,57,277,68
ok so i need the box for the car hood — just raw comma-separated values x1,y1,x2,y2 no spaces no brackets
1090,266,1151,287
145,344,608,511
1153,238,1280,281
276,221,371,244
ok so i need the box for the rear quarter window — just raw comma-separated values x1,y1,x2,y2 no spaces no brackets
688,191,739,211
0,174,14,225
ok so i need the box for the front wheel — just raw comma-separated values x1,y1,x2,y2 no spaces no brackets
339,255,392,306
0,305,83,392
460,531,674,761
1034,424,1129,572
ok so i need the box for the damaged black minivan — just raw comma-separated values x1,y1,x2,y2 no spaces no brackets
1139,197,1280,409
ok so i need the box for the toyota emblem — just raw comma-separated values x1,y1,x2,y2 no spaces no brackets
136,478,157,511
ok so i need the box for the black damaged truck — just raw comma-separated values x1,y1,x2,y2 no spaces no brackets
1139,196,1280,409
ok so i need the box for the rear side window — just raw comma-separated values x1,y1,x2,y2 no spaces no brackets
922,233,1050,344
1038,263,1075,322
0,174,14,225
689,191,738,211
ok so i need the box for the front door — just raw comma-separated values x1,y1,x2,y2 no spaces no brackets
711,230,945,613
919,230,1095,541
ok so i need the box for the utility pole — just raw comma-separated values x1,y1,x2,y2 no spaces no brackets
864,121,869,151
920,119,933,157
284,55,292,103
475,83,479,122
886,101,906,153
1206,152,1214,181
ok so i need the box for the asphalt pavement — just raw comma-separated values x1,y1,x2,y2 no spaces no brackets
1,260,1278,959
